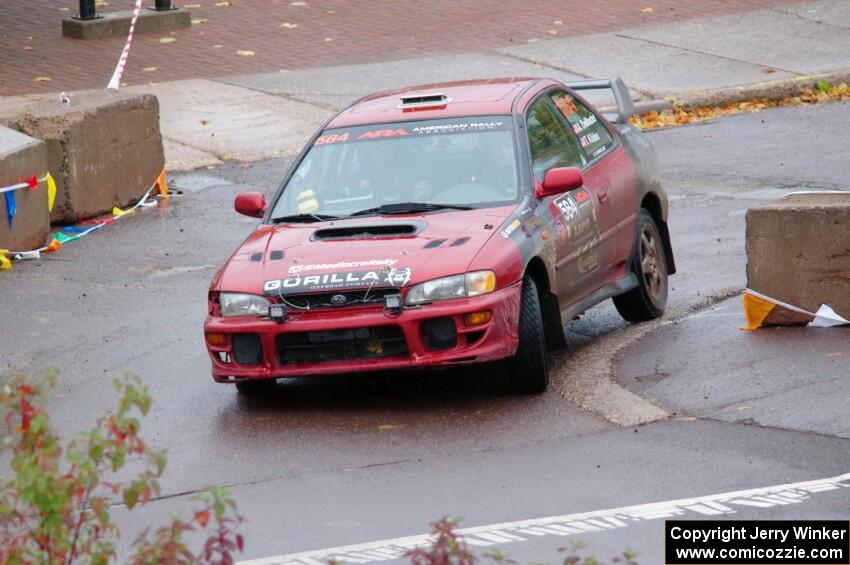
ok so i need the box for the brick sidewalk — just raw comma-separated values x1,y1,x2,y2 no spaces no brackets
1,0,801,96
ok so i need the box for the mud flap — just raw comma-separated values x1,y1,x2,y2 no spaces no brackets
541,290,567,351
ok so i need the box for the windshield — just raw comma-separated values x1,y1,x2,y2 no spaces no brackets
271,116,518,219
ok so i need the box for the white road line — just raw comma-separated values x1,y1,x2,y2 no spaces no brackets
239,472,850,565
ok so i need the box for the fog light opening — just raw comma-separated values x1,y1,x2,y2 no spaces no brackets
422,317,458,351
464,310,492,326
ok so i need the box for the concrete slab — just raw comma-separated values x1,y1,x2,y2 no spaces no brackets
613,297,850,438
127,79,333,162
163,138,222,172
773,0,850,30
499,32,790,97
622,9,850,75
220,52,586,110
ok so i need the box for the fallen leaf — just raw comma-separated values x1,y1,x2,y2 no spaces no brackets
553,20,563,25
95,0,109,6
764,67,777,74
58,6,70,11
324,37,333,42
212,44,222,48
547,29,559,35
191,18,208,24
378,424,403,431
526,38,539,43
291,1,306,5
236,49,255,56
159,37,177,44
143,66,158,72
736,405,751,411
641,6,653,12
828,352,843,357
22,46,33,51
200,119,210,125
185,3,202,7
327,9,335,14
239,162,253,169
33,76,51,82
214,0,234,6
279,22,299,29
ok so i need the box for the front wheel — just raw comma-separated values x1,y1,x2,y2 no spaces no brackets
613,209,669,322
507,276,549,394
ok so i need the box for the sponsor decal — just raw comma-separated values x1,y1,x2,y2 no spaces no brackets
524,215,543,230
554,187,601,274
357,128,409,140
264,267,412,296
500,218,522,238
411,121,506,136
313,133,350,146
579,131,602,148
289,258,398,274
555,218,569,245
570,114,598,135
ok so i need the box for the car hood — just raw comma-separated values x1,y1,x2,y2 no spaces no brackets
217,206,516,296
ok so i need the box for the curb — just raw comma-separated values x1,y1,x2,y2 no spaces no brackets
660,68,850,110
552,287,742,427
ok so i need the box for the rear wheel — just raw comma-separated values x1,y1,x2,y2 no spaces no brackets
613,209,668,322
507,276,549,394
235,379,276,395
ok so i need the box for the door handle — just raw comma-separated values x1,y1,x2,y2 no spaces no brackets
598,187,610,203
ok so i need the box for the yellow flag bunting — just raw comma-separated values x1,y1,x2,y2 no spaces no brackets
742,289,850,329
1,169,168,272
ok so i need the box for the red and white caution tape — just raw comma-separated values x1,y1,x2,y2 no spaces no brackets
107,0,144,90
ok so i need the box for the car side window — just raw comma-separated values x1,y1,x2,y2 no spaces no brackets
550,90,614,161
526,97,586,183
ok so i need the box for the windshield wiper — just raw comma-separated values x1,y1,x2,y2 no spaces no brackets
349,202,474,217
271,213,340,224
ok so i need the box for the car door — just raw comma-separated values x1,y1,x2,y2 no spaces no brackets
524,94,614,309
549,89,639,270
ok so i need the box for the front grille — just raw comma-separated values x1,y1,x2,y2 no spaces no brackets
277,325,408,364
275,288,398,310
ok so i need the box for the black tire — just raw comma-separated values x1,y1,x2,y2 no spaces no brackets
508,276,549,394
613,209,669,322
235,379,276,395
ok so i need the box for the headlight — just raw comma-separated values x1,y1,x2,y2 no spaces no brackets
405,270,496,305
219,292,271,317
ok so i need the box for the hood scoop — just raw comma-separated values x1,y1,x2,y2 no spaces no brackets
312,221,424,241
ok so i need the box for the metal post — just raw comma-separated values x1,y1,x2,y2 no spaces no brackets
73,0,101,21
151,0,178,11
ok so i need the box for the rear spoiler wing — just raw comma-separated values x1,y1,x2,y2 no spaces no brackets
565,76,635,124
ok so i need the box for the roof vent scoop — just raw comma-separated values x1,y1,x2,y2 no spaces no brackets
397,92,452,109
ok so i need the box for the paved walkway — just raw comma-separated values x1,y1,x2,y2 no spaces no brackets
1,0,801,96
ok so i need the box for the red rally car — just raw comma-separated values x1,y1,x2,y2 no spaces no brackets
204,76,675,394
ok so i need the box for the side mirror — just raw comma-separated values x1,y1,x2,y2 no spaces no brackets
234,192,267,218
538,167,583,198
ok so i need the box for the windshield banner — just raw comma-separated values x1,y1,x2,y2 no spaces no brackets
313,117,511,146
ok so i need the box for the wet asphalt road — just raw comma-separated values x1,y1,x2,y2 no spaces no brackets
1,102,848,562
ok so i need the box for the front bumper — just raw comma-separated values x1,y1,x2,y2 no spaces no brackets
203,283,521,382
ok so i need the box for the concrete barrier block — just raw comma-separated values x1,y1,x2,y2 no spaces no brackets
5,90,165,224
0,127,49,251
746,193,850,324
